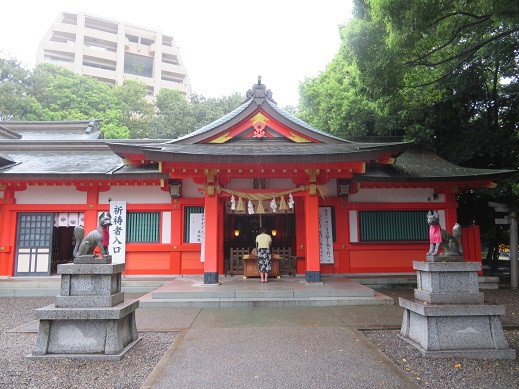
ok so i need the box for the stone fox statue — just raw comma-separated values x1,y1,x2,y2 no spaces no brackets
73,212,112,258
427,211,463,256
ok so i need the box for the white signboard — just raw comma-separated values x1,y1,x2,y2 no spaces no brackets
109,201,127,264
189,212,205,262
319,207,334,264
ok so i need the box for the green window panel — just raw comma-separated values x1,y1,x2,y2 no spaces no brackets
359,210,429,242
127,212,160,243
184,206,204,242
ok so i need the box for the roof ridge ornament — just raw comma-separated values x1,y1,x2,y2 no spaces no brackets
246,76,277,105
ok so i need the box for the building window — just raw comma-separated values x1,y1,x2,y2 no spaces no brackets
359,210,428,242
126,212,160,243
184,206,204,243
124,53,153,78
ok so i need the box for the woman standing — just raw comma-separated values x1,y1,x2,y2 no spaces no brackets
255,228,272,283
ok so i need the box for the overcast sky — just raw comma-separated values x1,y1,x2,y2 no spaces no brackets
1,1,353,107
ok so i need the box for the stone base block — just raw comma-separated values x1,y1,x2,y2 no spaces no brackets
398,335,516,360
414,261,481,295
414,289,484,304
399,298,515,359
426,254,465,262
28,338,141,361
58,263,124,275
59,264,123,300
31,300,139,358
55,292,125,308
74,255,112,264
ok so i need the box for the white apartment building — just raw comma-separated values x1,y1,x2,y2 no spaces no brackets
37,11,190,98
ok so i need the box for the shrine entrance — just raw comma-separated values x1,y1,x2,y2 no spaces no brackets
224,212,296,276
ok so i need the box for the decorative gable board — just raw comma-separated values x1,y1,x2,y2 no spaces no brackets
204,109,317,144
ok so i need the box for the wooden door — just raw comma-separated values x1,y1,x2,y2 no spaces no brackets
14,213,54,276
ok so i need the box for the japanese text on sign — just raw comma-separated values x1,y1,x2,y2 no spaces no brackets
109,201,126,264
319,207,334,264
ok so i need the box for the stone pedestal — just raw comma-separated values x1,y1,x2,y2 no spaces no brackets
399,260,515,359
30,263,140,360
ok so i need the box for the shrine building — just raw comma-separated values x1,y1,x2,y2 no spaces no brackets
0,81,515,283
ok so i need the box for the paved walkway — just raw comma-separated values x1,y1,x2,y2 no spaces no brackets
136,296,419,388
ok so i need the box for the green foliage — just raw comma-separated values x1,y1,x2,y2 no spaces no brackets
0,57,35,120
0,58,244,140
149,90,245,139
299,0,519,167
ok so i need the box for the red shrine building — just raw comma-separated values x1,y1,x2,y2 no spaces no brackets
0,81,514,283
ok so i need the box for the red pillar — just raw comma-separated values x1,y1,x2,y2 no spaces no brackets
203,192,219,284
0,188,15,276
83,188,100,233
304,192,321,282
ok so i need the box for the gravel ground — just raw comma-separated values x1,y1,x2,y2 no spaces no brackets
1,289,518,388
364,288,519,388
0,297,177,389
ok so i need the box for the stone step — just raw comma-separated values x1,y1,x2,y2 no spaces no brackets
151,288,375,300
138,293,394,308
0,277,168,297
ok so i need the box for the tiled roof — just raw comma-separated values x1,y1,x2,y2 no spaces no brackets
140,141,409,164
0,120,103,140
357,146,517,182
0,150,122,175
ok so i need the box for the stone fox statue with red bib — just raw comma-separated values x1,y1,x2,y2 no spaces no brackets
73,212,112,258
427,210,463,256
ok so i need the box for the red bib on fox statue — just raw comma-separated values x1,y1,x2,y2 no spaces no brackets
426,210,464,259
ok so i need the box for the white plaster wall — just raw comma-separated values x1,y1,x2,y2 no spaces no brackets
16,186,87,204
349,210,358,243
324,179,337,197
182,179,205,198
348,188,445,203
100,186,170,204
162,211,171,244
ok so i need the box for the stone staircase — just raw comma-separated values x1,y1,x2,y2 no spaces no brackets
0,276,171,297
137,276,395,308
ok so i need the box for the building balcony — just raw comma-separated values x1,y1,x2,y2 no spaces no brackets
159,79,189,94
40,41,76,54
161,44,181,56
83,47,117,61
125,41,153,56
83,27,119,43
123,73,154,87
51,22,77,35
81,66,116,80
160,62,187,76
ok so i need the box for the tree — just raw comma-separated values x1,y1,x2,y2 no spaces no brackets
149,90,245,139
111,80,153,138
299,0,519,168
0,57,246,140
0,57,40,120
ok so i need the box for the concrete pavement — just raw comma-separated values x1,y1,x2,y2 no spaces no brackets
136,301,419,388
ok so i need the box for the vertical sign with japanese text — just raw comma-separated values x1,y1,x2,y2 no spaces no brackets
319,207,334,264
109,201,127,264
189,211,205,262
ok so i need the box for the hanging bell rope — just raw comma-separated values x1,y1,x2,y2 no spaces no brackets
279,196,288,211
236,197,245,212
256,201,265,214
215,184,327,200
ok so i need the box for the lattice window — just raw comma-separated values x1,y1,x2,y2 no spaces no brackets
126,212,160,243
359,210,429,242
